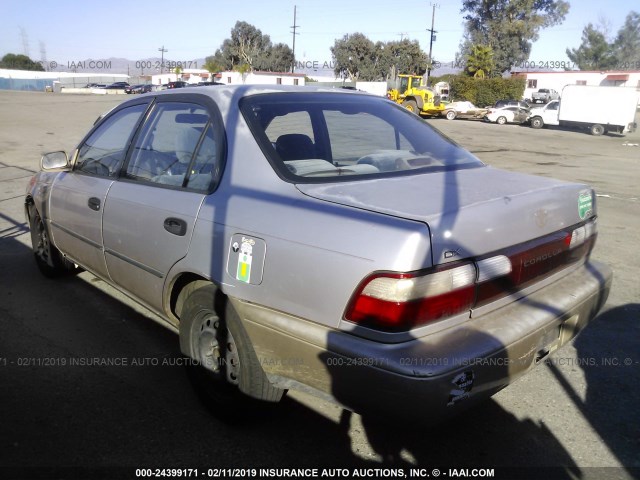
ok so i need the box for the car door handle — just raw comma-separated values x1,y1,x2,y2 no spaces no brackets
163,217,187,236
88,197,101,211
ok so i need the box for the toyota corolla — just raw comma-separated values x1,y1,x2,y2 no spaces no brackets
26,85,612,422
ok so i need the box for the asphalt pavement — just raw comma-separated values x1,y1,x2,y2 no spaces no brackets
0,91,638,479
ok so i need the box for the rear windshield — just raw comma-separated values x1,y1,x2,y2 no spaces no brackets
240,92,483,183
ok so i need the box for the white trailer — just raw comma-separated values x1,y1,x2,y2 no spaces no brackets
529,85,638,135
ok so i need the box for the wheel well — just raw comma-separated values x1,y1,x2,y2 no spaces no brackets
169,274,214,320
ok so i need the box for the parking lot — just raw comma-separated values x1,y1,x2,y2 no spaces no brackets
0,90,638,477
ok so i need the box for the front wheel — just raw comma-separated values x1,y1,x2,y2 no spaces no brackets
590,124,605,136
496,116,507,125
445,110,457,120
29,206,79,278
180,284,285,420
402,99,418,114
530,117,544,129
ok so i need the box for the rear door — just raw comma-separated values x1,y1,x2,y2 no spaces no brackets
48,102,149,278
102,95,224,311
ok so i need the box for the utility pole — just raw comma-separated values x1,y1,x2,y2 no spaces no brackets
158,45,168,74
426,3,439,85
290,5,299,73
398,32,408,41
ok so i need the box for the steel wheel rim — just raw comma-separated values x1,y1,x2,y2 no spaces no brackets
196,312,240,385
35,219,54,267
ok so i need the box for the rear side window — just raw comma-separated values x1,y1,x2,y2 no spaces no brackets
241,92,483,183
75,104,147,177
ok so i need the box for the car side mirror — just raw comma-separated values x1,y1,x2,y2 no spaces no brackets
41,151,70,171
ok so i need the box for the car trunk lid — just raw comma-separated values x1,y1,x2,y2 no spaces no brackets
296,166,595,266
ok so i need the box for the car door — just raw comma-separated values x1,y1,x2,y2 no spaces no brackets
48,102,149,278
102,96,223,311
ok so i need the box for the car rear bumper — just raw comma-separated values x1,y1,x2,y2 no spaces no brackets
235,259,612,423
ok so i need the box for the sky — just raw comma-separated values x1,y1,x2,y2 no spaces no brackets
0,0,637,71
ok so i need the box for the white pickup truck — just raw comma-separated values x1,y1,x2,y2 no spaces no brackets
531,88,560,104
529,85,638,135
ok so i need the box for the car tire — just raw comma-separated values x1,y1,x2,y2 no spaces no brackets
496,116,507,125
29,206,79,278
530,117,544,129
402,99,418,114
445,110,457,120
590,124,605,136
180,284,285,419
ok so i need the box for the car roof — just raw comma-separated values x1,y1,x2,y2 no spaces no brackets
148,84,374,102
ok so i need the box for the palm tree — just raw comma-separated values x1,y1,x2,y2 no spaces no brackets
466,44,494,78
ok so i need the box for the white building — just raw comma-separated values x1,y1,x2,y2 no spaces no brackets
216,71,305,86
512,70,640,103
151,69,306,87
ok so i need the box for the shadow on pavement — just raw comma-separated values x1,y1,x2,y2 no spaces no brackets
0,230,636,478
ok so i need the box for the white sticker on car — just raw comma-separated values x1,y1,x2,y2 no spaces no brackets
236,239,254,283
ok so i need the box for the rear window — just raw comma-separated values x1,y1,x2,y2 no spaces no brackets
240,92,483,183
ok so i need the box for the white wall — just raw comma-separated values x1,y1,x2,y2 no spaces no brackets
218,71,305,86
355,82,388,96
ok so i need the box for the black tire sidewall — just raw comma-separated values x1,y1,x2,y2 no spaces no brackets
180,284,284,404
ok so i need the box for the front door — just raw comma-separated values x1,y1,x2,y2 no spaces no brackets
49,103,148,278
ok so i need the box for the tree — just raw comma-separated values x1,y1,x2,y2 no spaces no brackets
203,57,223,80
0,53,44,71
566,24,617,70
210,21,294,72
613,11,640,68
466,44,495,78
331,33,376,81
460,0,570,74
266,43,295,72
381,39,428,80
331,34,428,82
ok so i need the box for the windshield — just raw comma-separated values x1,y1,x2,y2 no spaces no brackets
240,92,484,183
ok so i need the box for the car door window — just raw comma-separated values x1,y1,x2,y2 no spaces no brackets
125,103,217,192
75,104,147,177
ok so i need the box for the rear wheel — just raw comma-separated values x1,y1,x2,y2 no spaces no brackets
29,206,78,278
590,124,605,136
445,110,457,120
180,284,285,420
402,99,418,114
530,116,544,129
496,116,507,125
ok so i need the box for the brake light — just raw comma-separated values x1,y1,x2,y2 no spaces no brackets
345,219,597,332
345,263,476,332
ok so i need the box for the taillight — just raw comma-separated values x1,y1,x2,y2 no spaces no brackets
345,263,476,332
345,219,597,333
